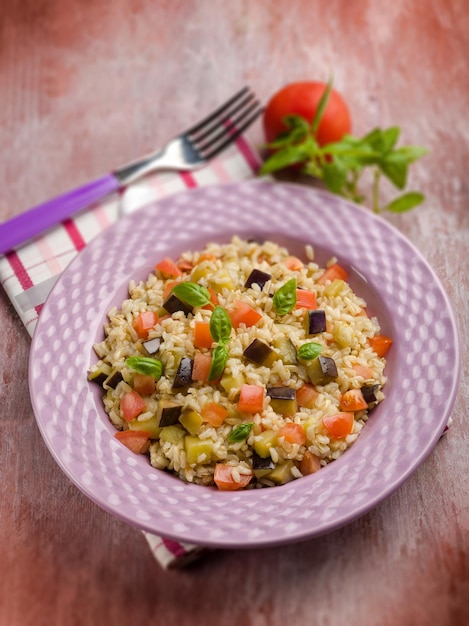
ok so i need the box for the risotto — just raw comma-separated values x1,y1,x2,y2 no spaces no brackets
89,237,390,490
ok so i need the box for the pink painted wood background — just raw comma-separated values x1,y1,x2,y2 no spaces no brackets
1,1,468,624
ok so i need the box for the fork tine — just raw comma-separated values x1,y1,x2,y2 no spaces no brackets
188,90,257,145
185,86,252,136
200,104,264,161
193,96,263,152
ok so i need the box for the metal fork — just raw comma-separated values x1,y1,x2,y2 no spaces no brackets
0,86,263,255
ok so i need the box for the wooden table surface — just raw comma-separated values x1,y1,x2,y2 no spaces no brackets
1,2,468,624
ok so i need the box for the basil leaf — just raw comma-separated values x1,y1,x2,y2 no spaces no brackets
210,306,232,345
385,192,425,213
273,278,297,315
126,356,163,380
362,127,400,154
228,422,254,443
380,127,400,152
172,282,211,308
260,143,312,175
208,345,229,380
322,158,348,195
395,145,429,163
380,153,408,189
298,342,323,360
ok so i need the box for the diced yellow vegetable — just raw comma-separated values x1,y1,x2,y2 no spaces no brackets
305,356,338,385
324,278,346,298
333,321,354,348
253,429,278,458
87,362,112,382
269,397,298,417
265,460,296,485
184,436,214,465
220,372,244,395
190,260,213,283
253,468,273,479
209,268,235,293
272,335,297,365
179,409,203,436
129,415,161,439
159,425,185,444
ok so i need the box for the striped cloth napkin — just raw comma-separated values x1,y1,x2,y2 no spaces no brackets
0,135,262,569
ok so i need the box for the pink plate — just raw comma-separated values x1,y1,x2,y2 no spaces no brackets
29,181,460,548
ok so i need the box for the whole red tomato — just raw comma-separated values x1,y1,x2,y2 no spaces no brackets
263,82,352,146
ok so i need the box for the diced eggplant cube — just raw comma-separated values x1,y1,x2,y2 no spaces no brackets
172,357,194,388
305,310,327,335
243,339,277,367
251,451,275,471
89,371,108,386
361,383,380,405
266,386,297,416
88,363,112,386
244,268,272,290
157,399,183,427
104,370,124,389
265,460,296,485
163,293,193,316
266,386,296,401
306,356,338,385
142,337,162,355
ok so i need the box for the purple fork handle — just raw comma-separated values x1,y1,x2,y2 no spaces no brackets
0,173,121,256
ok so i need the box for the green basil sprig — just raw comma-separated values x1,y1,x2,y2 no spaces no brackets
209,306,232,344
272,278,297,315
207,306,233,380
298,342,323,360
171,282,212,308
126,356,163,380
208,345,229,381
228,422,254,443
260,78,428,214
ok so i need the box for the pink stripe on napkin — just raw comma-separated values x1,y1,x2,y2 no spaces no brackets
6,251,34,292
234,133,261,173
63,218,86,251
180,171,198,188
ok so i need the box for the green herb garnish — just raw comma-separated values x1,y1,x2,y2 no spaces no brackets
260,80,428,214
125,356,163,380
172,282,212,308
208,345,229,381
298,342,323,360
272,278,297,315
209,305,232,344
228,422,254,443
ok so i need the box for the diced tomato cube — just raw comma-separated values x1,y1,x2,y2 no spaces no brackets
214,463,253,490
133,311,158,339
317,263,348,285
278,422,306,445
155,257,182,277
115,430,151,454
193,321,213,349
238,384,264,414
121,390,146,422
228,300,262,329
322,412,354,438
295,289,317,310
192,353,212,382
369,334,393,357
201,402,228,426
